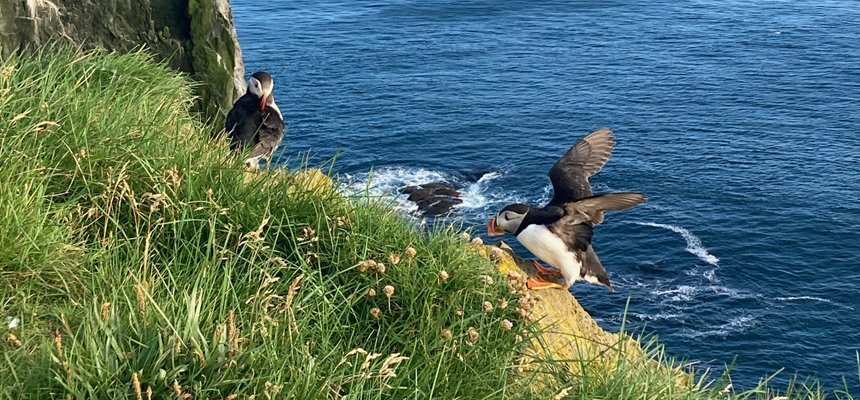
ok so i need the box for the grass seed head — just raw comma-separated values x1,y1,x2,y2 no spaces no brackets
482,301,493,312
383,285,395,298
101,302,111,321
389,252,401,265
404,246,417,259
379,353,410,379
53,329,62,357
370,307,382,319
368,288,377,297
134,283,147,317
376,263,386,273
132,372,142,400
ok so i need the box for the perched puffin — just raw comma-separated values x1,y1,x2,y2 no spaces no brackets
225,71,285,169
486,128,645,291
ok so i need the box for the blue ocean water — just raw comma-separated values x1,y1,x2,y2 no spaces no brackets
231,0,860,390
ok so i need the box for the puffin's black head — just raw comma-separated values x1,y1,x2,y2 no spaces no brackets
487,203,531,237
248,71,275,111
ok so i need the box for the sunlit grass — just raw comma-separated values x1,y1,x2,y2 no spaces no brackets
0,48,856,399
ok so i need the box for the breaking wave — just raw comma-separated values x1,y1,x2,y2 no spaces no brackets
775,296,834,304
342,167,507,215
636,222,720,266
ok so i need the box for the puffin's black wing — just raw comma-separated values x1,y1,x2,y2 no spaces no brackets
247,109,285,161
548,192,645,253
563,192,646,225
582,246,612,289
225,104,241,136
225,93,259,151
546,128,615,207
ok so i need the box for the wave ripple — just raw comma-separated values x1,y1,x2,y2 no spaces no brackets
636,222,720,266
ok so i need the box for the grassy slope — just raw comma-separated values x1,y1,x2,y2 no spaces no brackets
0,49,854,399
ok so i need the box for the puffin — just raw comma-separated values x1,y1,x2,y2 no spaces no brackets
486,128,645,291
225,71,285,169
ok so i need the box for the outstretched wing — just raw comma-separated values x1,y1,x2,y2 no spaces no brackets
546,128,615,207
563,192,646,225
548,192,645,255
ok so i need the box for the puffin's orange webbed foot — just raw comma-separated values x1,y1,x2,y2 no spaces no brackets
531,260,562,277
526,276,566,290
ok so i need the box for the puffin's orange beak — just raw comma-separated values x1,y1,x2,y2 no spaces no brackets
487,217,505,237
259,94,268,111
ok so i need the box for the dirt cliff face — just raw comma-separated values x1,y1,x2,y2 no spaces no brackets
0,0,244,126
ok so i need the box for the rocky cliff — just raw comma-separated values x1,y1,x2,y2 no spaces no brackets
477,242,692,392
0,0,244,126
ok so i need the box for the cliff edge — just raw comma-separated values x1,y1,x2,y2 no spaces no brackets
477,242,692,392
0,0,244,126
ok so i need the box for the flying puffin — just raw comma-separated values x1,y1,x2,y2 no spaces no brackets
486,128,645,291
225,71,285,169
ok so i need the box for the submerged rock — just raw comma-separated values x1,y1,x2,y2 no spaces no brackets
399,182,463,216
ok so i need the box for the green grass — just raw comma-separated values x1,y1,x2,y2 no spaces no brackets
0,48,856,399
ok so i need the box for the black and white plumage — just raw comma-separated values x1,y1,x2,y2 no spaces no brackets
487,128,645,291
225,71,285,169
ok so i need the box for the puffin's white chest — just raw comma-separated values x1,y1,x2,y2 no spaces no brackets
516,224,581,285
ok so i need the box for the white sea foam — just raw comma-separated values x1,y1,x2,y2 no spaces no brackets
709,285,758,299
456,171,503,209
775,296,834,304
687,315,758,338
630,312,682,322
652,285,698,302
343,167,506,215
636,222,720,266
703,269,718,283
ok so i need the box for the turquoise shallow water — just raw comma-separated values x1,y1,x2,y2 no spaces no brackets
231,0,860,389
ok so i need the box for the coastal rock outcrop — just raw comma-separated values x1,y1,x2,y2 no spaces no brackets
0,0,244,126
477,242,692,389
399,182,463,216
